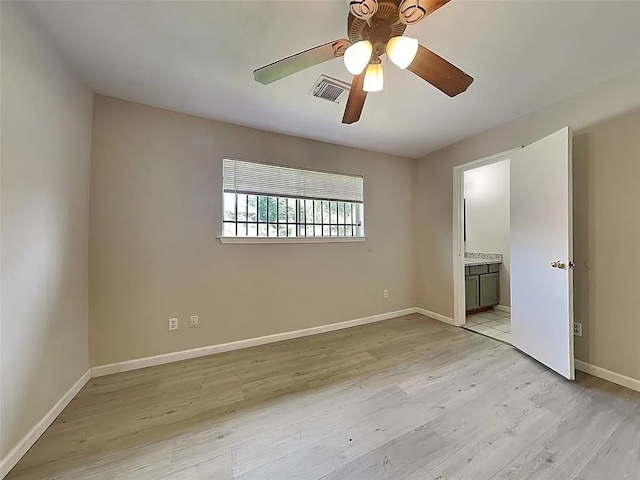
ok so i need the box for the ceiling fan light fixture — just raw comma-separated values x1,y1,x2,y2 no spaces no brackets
343,40,373,75
363,62,384,92
386,36,419,70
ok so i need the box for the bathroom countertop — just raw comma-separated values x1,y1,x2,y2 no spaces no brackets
464,259,502,266
464,252,503,266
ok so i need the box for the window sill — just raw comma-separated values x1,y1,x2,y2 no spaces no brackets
218,236,367,245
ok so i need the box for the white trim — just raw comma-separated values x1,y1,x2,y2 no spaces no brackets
91,308,416,377
452,147,522,328
0,370,91,479
494,305,511,314
415,308,456,326
452,165,465,327
218,236,367,245
575,360,640,393
457,147,523,170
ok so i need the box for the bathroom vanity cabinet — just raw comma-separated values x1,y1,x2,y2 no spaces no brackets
465,263,500,312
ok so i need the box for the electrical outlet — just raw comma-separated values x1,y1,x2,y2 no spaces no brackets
383,289,389,299
573,322,582,337
168,318,178,331
189,315,199,328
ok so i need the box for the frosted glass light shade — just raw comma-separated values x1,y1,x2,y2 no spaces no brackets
344,40,373,75
386,36,419,69
363,63,383,92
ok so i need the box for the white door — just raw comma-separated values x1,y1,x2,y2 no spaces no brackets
510,127,574,380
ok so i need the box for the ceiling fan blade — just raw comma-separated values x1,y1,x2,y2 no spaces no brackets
407,44,473,97
342,72,367,124
254,39,351,85
398,0,450,25
420,0,450,16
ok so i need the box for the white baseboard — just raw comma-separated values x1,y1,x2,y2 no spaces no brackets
575,360,640,393
494,305,511,314
0,369,91,479
91,308,418,377
415,308,456,326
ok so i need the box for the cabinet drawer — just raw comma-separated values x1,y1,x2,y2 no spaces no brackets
467,264,488,275
488,263,500,273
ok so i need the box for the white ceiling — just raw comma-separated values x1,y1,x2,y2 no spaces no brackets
22,1,640,158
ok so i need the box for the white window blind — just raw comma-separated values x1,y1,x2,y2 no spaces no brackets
223,159,364,203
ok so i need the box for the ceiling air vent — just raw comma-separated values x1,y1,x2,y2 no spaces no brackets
309,75,350,105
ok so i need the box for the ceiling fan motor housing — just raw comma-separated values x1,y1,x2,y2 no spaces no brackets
348,1,407,57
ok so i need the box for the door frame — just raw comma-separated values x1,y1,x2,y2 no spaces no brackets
452,147,522,327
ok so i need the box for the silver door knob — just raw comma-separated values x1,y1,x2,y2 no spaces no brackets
551,260,567,269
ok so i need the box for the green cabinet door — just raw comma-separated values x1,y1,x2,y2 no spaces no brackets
465,275,480,310
479,272,500,307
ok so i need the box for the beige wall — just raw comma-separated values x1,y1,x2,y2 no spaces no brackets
89,96,414,366
0,2,93,459
464,160,511,307
414,68,640,381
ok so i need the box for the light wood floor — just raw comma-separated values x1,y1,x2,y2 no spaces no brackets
7,314,640,479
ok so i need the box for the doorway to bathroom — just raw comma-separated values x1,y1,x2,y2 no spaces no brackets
461,158,512,344
452,127,576,380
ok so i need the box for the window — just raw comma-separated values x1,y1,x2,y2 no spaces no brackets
222,159,364,239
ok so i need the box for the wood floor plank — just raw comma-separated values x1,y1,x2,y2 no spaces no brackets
6,314,639,480
575,403,640,479
318,423,449,480
488,381,638,480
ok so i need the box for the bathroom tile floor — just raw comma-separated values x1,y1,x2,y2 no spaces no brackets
464,309,511,344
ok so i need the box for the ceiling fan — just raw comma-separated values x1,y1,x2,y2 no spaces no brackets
253,0,473,124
